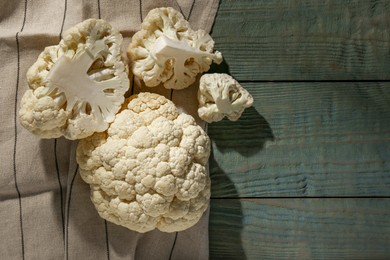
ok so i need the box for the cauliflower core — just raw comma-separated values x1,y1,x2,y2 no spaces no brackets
19,19,129,139
76,92,211,233
198,73,254,123
128,7,222,90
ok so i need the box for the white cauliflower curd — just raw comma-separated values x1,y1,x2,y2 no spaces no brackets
76,92,211,233
19,19,129,139
127,7,222,90
198,73,254,123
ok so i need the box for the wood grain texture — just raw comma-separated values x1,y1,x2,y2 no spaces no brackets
210,0,390,80
209,82,390,197
208,1,390,259
209,199,390,259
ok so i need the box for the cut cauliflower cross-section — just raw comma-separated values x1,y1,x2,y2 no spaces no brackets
128,7,222,90
19,19,129,140
76,92,211,233
47,39,122,123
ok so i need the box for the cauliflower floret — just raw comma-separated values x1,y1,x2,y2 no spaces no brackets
19,86,68,138
19,19,130,140
127,7,222,90
198,73,254,123
76,92,211,233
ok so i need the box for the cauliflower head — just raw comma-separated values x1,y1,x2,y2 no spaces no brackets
198,73,254,123
19,19,129,140
76,92,211,233
127,7,222,90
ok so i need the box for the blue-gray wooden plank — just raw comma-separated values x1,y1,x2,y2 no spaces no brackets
209,82,390,197
210,199,390,259
210,0,390,80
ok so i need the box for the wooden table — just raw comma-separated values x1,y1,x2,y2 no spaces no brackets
208,1,390,259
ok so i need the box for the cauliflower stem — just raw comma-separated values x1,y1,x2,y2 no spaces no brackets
153,35,222,88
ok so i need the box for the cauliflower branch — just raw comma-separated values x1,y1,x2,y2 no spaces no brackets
19,19,129,139
127,7,222,90
198,73,254,123
77,92,211,233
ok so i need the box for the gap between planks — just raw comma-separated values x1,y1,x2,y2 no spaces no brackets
237,80,390,83
211,196,390,199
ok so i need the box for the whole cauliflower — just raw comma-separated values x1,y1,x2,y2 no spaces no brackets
127,7,222,90
198,73,254,123
76,92,211,233
19,19,129,140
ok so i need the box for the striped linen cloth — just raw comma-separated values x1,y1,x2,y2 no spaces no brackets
0,0,219,259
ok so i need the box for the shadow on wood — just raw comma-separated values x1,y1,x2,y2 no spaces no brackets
208,58,231,75
208,107,274,157
209,150,246,259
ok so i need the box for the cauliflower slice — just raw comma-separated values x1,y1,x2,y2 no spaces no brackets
19,19,129,140
127,7,222,90
76,92,211,233
198,73,254,123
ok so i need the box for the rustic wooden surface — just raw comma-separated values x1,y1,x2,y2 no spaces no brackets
210,0,390,81
210,82,390,198
208,0,390,259
210,199,390,259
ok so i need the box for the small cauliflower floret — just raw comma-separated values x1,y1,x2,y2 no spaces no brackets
127,7,222,90
19,19,130,140
197,73,254,123
76,92,211,233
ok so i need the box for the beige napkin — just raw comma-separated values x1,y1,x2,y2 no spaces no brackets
0,0,219,259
